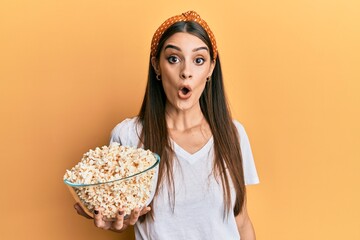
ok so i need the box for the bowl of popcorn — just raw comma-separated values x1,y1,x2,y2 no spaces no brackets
63,142,160,220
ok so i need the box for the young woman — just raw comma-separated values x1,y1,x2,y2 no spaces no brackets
75,10,259,240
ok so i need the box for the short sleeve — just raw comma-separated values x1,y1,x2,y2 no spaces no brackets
233,120,260,185
109,117,141,147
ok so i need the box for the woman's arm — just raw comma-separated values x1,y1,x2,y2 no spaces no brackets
235,199,256,240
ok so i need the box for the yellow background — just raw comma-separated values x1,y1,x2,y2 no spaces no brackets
1,0,359,239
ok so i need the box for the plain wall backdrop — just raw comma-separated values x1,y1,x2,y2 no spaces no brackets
1,0,359,239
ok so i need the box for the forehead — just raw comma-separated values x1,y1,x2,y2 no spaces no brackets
163,32,207,49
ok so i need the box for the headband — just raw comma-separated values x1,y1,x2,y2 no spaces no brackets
150,11,218,60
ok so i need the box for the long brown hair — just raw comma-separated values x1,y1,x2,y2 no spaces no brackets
138,21,246,218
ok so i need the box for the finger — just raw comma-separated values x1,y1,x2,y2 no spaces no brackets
112,209,125,231
139,206,151,216
94,208,110,229
74,203,93,219
128,208,140,225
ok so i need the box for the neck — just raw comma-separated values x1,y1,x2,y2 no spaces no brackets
165,105,205,131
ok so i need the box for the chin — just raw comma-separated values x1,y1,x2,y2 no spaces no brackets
176,101,197,111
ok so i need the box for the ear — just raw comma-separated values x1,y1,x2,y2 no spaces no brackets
208,59,216,77
151,57,161,75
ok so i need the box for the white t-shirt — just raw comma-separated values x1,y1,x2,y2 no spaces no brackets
110,117,259,240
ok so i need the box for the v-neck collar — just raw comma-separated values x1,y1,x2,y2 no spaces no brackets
171,137,214,164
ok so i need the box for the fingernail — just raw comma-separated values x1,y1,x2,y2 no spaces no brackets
118,210,124,215
94,210,99,215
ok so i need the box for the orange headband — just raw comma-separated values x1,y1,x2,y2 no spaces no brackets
150,11,218,60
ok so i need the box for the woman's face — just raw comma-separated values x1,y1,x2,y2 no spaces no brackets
152,32,215,113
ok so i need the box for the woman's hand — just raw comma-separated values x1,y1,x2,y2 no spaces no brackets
74,203,151,232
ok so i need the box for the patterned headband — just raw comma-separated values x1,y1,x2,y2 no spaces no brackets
150,11,218,60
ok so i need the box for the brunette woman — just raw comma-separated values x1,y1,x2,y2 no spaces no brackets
75,10,259,240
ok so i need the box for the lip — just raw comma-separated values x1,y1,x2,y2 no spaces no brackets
178,85,192,99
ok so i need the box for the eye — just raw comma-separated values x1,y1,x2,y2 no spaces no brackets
194,57,205,65
167,56,180,64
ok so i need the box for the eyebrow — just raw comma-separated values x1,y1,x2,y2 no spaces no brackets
193,46,209,52
164,44,209,53
164,44,181,51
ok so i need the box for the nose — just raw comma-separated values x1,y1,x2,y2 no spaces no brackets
180,61,192,80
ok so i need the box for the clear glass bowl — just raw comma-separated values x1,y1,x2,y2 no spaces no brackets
64,153,160,220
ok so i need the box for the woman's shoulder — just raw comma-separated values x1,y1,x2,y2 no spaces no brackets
232,119,251,145
112,117,139,131
232,119,246,135
109,117,142,145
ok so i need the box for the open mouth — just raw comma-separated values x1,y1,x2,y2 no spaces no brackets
178,86,192,99
180,87,190,95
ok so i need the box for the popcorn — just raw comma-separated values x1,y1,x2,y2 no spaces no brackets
64,142,158,219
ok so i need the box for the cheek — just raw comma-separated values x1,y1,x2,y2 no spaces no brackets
161,80,177,99
197,81,207,94
160,68,179,89
195,73,208,87
161,81,171,92
196,66,211,80
161,65,178,80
